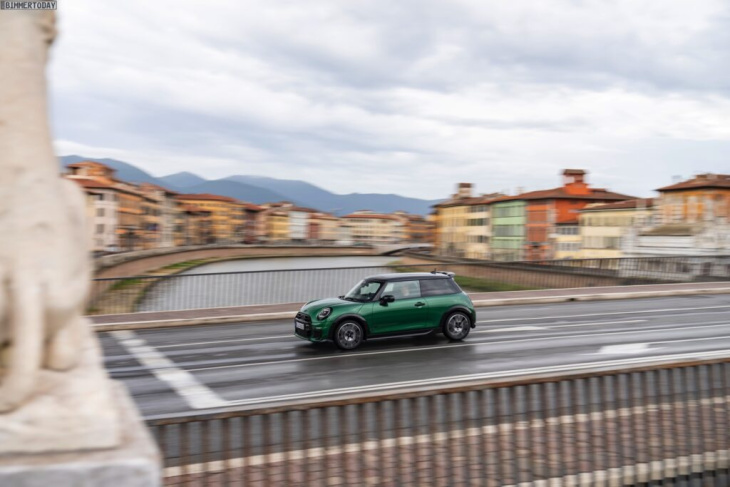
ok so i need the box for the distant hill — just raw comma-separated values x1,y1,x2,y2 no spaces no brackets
226,175,441,215
59,155,442,215
225,175,342,212
159,171,206,188
183,179,293,206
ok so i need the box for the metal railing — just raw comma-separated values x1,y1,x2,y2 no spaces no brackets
147,354,730,486
89,255,730,315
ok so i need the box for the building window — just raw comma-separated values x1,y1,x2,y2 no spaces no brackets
96,224,104,235
97,208,105,217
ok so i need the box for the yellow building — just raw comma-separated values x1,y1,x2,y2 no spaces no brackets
342,211,404,244
176,193,243,243
267,211,290,242
553,221,581,259
579,198,655,259
433,183,502,259
310,213,340,244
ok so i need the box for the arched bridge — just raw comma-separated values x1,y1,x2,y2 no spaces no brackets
374,243,434,255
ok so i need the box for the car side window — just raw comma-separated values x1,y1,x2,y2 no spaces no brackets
420,278,460,297
383,280,421,300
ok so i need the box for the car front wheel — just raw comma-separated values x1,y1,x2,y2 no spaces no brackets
333,321,364,350
443,311,471,341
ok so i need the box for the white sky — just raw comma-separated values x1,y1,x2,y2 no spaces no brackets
49,0,730,199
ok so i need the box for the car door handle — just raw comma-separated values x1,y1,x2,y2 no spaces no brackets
414,302,426,307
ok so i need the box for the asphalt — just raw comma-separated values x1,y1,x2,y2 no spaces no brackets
90,281,730,328
100,293,730,418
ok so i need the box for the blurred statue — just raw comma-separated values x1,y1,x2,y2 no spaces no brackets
0,10,119,453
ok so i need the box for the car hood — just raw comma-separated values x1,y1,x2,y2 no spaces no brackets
300,297,362,315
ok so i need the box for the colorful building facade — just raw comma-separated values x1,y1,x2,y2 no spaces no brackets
490,199,527,261
579,198,655,259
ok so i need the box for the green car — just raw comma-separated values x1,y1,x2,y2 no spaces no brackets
294,271,476,350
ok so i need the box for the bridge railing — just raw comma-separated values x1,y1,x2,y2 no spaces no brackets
88,255,730,315
147,353,730,486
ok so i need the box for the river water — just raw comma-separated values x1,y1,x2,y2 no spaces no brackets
136,256,404,312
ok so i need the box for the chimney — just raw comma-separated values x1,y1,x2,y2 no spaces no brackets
457,183,472,198
562,169,587,185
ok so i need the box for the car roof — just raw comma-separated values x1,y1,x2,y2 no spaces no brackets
366,272,453,281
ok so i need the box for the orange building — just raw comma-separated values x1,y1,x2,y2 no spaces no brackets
176,193,245,243
65,161,146,251
520,169,633,260
656,173,730,224
174,204,213,246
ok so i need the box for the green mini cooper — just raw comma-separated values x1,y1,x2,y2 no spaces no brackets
294,271,476,350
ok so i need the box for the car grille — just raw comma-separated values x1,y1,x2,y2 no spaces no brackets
295,312,312,338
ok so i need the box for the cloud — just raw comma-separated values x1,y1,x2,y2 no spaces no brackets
49,0,730,201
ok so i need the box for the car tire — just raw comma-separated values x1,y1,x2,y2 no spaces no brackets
333,321,364,350
443,311,471,341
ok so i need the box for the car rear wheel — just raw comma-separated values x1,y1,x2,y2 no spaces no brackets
333,321,363,350
443,311,471,341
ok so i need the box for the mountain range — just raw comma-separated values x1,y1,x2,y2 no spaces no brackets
59,155,442,216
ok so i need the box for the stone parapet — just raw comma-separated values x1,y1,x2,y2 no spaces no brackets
0,382,160,487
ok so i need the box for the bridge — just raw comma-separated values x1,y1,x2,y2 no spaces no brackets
374,242,434,255
91,256,730,485
104,292,730,485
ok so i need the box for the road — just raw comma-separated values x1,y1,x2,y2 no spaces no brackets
100,293,730,418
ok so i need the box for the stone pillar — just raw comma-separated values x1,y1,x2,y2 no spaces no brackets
0,9,160,487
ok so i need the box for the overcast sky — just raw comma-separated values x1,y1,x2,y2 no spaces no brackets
50,0,730,200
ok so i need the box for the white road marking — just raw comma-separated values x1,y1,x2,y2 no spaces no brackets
477,304,730,324
597,343,652,354
222,349,730,406
183,322,730,373
110,330,230,409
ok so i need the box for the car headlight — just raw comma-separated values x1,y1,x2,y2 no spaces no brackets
316,307,332,320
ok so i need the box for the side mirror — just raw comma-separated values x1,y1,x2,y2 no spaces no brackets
338,295,344,299
379,294,395,306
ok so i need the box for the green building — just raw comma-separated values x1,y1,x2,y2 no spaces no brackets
490,200,526,261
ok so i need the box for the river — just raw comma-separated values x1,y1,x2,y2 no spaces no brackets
136,256,404,312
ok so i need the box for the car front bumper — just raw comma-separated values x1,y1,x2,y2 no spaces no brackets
294,312,326,341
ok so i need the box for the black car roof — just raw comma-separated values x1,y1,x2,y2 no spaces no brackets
366,272,453,281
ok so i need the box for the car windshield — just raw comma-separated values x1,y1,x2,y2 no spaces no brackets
343,280,383,302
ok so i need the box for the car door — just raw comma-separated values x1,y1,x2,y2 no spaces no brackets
419,278,462,326
367,280,429,335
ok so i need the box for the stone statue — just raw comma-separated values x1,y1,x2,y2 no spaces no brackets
0,10,120,454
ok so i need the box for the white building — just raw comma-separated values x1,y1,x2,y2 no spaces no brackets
288,207,312,242
622,224,730,257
